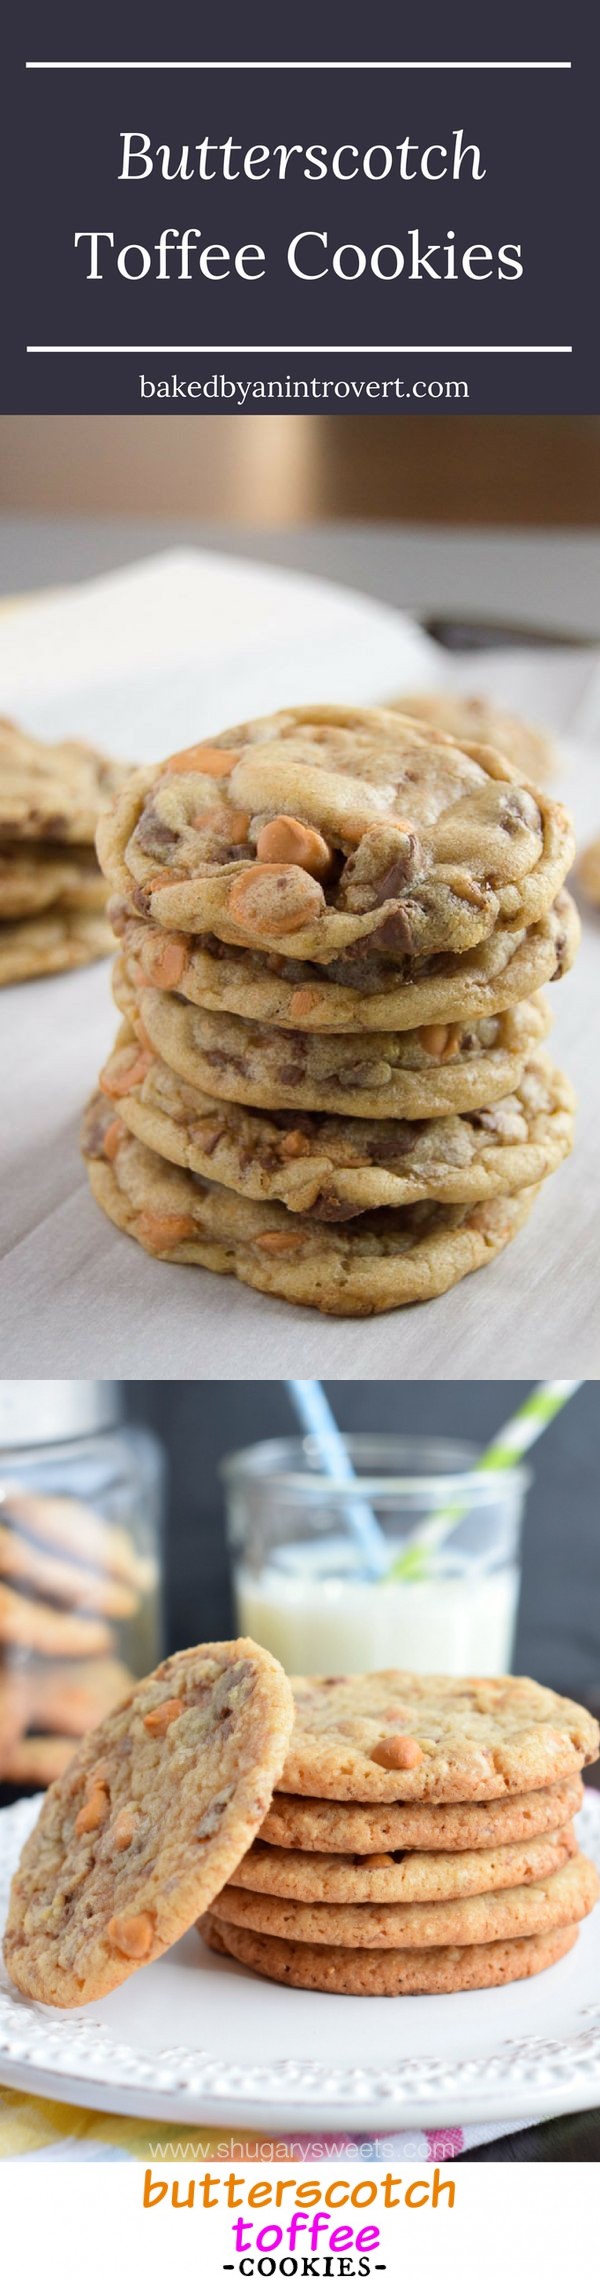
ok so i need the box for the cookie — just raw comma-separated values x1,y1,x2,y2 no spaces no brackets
278,1674,600,1802
394,694,555,783
576,836,600,906
0,1583,111,1658
0,1669,31,1775
0,909,113,985
0,718,127,844
259,1774,585,1853
24,1657,135,1737
109,889,578,1034
3,1638,294,2006
82,1096,539,1317
99,1027,574,1218
97,705,574,963
114,961,551,1121
200,1910,578,1994
0,843,107,922
0,1487,151,1593
227,1822,577,1903
211,1851,599,1948
1,1735,81,1787
0,1521,139,1619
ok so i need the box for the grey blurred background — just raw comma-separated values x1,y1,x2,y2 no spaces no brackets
124,1380,599,1702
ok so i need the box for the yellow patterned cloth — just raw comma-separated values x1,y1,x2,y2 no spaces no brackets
0,2085,229,2159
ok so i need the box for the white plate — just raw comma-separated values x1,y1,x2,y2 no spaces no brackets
1,1791,600,2131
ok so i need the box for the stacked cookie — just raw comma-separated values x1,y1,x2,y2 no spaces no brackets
392,691,556,783
4,1655,598,2010
203,1672,600,1995
85,705,579,1315
0,1484,147,1786
0,718,128,983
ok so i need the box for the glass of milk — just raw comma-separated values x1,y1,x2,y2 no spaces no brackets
223,1436,530,1678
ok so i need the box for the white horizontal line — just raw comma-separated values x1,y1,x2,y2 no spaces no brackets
26,344,573,355
25,59,572,70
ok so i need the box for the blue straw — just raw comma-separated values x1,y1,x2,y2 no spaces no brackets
288,1380,388,1578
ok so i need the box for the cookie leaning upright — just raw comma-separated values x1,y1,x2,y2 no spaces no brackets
3,1639,294,2005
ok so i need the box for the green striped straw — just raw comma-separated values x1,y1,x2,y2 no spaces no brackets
388,1381,583,1581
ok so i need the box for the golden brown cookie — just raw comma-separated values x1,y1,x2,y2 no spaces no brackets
394,693,555,783
115,959,551,1122
0,1487,150,1592
22,1658,134,1739
259,1774,585,1853
278,1673,600,1802
227,1821,577,1903
576,836,600,906
0,909,113,985
99,1025,574,1218
200,1910,578,1993
0,842,107,921
82,1096,540,1318
211,1851,599,1948
0,717,127,843
108,889,578,1035
4,1639,294,2006
0,1583,111,1658
1,1735,80,1786
0,1521,139,1619
97,705,574,963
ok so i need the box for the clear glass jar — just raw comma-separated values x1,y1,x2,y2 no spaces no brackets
223,1434,530,1679
0,1380,164,1792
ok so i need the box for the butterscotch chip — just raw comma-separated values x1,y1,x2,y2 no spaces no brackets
75,1785,110,1836
146,935,189,988
228,1821,578,1902
371,1737,424,1771
107,1910,154,1957
200,1912,579,1995
211,1852,599,1948
165,745,238,777
3,1640,294,2007
142,1697,183,1734
278,1672,599,1801
255,818,333,877
111,1808,139,1850
259,1774,585,1852
228,865,325,937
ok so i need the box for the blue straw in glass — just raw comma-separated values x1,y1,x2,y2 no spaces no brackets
288,1380,388,1578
